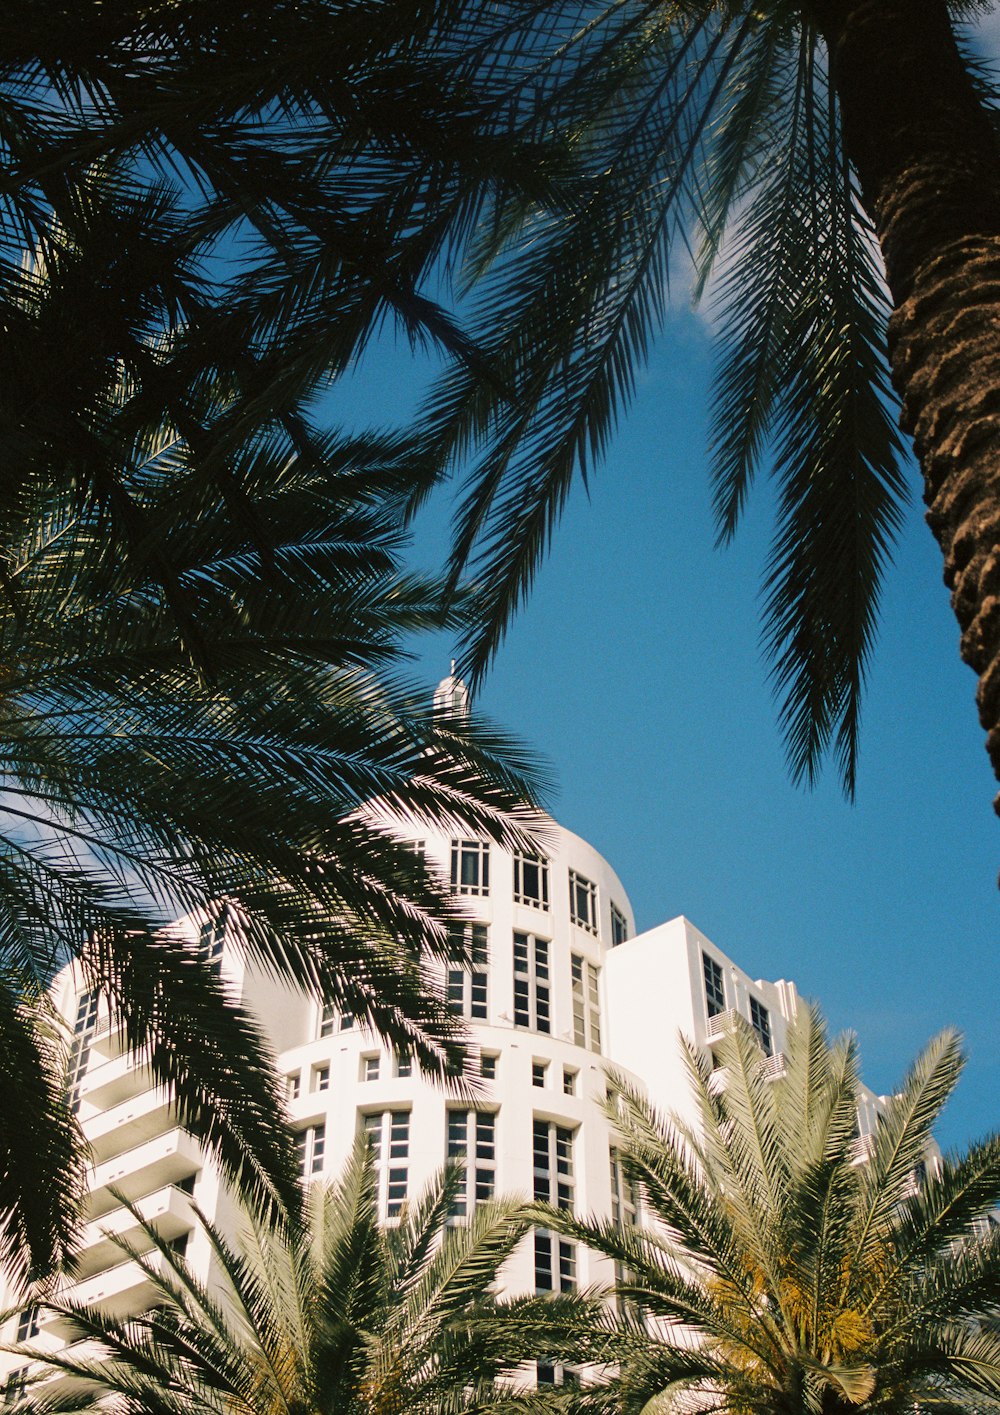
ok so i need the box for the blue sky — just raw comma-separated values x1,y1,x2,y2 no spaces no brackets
333,291,997,1157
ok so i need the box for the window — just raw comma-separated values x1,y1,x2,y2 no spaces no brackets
362,1054,380,1082
533,1119,575,1210
295,1124,326,1177
513,932,550,1033
749,997,772,1054
447,922,489,1020
568,871,598,934
73,989,99,1035
312,1065,329,1093
2,1369,27,1405
610,1149,639,1230
532,1060,548,1088
703,952,726,1018
571,954,602,1053
563,1067,578,1097
198,906,228,975
610,1148,641,1313
536,1360,578,1389
446,1110,496,1217
15,1309,39,1344
68,988,99,1112
534,1231,576,1291
480,1053,498,1081
167,1232,190,1258
450,839,490,897
394,1052,412,1079
513,852,549,909
363,1111,409,1217
319,1004,352,1037
611,902,629,946
286,1072,301,1101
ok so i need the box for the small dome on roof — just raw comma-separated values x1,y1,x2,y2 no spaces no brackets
433,661,470,719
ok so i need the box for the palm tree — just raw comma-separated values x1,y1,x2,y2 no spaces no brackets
0,0,554,617
8,1143,604,1415
0,427,547,1287
413,0,1000,813
538,1006,1000,1415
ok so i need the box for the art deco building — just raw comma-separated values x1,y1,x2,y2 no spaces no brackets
0,675,895,1395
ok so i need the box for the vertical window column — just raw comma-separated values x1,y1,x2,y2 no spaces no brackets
364,1111,410,1217
68,988,99,1113
513,933,550,1033
447,923,489,1020
446,1110,496,1217
570,955,602,1053
750,997,772,1054
703,952,726,1018
533,1119,575,1210
295,1123,326,1177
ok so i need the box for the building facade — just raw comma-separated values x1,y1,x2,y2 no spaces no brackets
0,693,894,1392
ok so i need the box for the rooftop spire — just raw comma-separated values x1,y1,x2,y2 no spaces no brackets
433,664,470,720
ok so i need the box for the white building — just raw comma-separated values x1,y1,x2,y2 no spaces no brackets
0,678,893,1391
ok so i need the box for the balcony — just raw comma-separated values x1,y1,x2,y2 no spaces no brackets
83,1088,174,1165
87,1020,129,1062
30,1339,112,1395
87,1128,202,1218
56,1250,168,1323
705,1008,752,1042
77,1051,155,1110
849,1133,876,1163
758,1051,787,1081
74,1183,194,1278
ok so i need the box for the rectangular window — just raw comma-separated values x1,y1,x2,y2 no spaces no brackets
513,852,549,909
2,1369,27,1405
480,1053,498,1081
532,1060,548,1088
450,839,490,897
319,1004,354,1036
363,1054,380,1082
609,1149,639,1230
533,1119,575,1210
67,988,99,1113
534,1231,576,1291
611,903,629,947
513,932,550,1033
287,1072,301,1101
750,997,772,1054
570,954,602,1053
568,871,598,934
610,1148,641,1313
198,906,228,976
363,1111,410,1218
73,989,99,1035
312,1065,329,1093
394,1052,412,1078
446,1110,496,1217
446,922,489,1021
563,1067,578,1097
703,952,726,1018
295,1124,326,1177
15,1308,39,1343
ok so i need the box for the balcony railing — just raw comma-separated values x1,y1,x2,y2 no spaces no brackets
705,1008,752,1041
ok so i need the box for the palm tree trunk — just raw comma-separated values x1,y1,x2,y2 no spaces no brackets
814,0,1000,822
